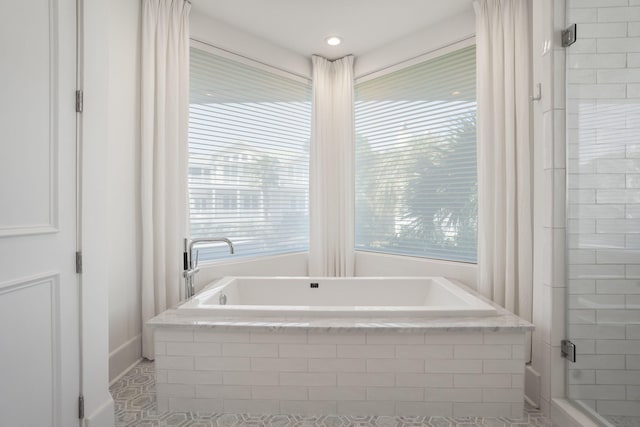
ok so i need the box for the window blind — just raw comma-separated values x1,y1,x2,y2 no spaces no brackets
354,45,477,263
189,46,312,261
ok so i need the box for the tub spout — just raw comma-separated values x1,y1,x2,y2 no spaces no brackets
183,237,234,299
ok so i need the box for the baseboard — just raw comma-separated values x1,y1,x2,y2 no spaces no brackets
84,396,115,427
109,333,142,383
524,364,541,409
551,398,601,427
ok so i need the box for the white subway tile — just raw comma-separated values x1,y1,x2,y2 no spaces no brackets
596,339,640,354
338,345,394,359
596,249,640,264
396,345,453,359
512,374,525,388
222,372,279,386
568,69,597,84
483,360,525,374
569,309,596,324
453,374,511,388
424,388,482,402
628,325,640,339
308,386,365,401
425,333,482,344
280,372,336,386
222,343,278,357
626,294,640,307
598,7,640,23
280,400,337,415
337,373,395,387
569,0,627,7
571,324,627,339
250,358,307,372
597,190,640,204
568,264,625,280
366,333,423,345
627,355,640,369
567,8,597,24
166,342,221,357
156,369,167,384
336,401,395,416
484,333,525,345
223,399,279,414
395,373,453,388
154,342,166,355
568,84,626,99
453,402,512,418
568,249,597,264
366,359,423,373
629,83,640,98
568,369,596,384
195,357,250,371
424,359,482,374
578,22,627,38
395,402,453,416
251,385,307,400
597,401,640,416
628,385,640,400
569,294,625,309
629,53,640,68
568,204,625,219
568,279,596,294
596,279,640,294
366,387,423,401
196,384,250,399
308,358,365,373
308,333,365,345
279,344,336,358
569,189,596,204
194,331,250,343
454,345,511,360
167,370,222,385
595,370,640,385
569,54,626,69
156,328,193,342
482,388,524,403
574,354,626,369
598,68,640,83
155,355,194,371
598,38,640,53
568,174,626,189
568,384,626,400
250,332,306,343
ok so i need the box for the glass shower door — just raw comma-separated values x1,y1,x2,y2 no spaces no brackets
565,1,640,426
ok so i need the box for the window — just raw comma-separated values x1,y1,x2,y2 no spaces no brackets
354,44,477,263
189,44,312,261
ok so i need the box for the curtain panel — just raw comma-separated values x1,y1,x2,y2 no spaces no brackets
309,55,355,277
140,0,191,359
474,0,533,323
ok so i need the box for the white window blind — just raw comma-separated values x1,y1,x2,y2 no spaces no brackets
189,46,312,261
354,45,477,263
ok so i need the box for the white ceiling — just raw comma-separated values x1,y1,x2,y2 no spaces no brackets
190,0,474,60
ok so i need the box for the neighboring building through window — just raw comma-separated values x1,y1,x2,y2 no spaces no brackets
188,44,311,261
354,44,477,263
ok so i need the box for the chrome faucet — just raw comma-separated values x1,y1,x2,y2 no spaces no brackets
183,237,234,299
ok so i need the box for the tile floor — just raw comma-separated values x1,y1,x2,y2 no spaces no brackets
111,360,554,427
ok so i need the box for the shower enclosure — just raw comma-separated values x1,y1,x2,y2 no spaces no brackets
565,1,640,426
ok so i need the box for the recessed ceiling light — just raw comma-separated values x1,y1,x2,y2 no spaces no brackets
325,36,342,46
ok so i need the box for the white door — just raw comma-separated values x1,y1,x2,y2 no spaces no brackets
0,0,80,426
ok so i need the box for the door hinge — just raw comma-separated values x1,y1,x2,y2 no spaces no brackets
75,251,83,274
78,394,85,419
561,339,576,363
562,24,577,47
75,90,83,113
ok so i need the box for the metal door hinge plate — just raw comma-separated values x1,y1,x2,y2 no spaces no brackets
76,90,83,113
562,24,577,47
75,251,82,274
78,394,85,419
561,339,576,363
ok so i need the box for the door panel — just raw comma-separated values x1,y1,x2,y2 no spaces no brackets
0,0,79,426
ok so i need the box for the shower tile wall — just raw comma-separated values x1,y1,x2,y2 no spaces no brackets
566,0,640,419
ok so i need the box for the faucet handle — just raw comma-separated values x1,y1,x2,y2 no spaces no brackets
194,249,200,268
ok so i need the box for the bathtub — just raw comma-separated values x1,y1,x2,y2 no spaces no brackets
179,276,498,318
149,276,533,418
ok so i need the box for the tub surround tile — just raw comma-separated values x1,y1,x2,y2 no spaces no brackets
149,281,532,417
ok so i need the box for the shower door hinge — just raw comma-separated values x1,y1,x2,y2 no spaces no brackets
561,339,576,363
562,24,577,47
75,251,83,274
75,90,83,113
78,394,85,419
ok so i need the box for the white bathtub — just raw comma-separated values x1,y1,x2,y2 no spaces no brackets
178,276,497,317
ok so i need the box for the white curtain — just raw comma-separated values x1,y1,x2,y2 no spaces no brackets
474,0,533,322
309,55,355,277
140,0,190,359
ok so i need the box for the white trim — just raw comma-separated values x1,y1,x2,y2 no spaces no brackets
355,36,475,84
190,39,311,84
109,333,142,383
550,399,602,427
84,396,114,427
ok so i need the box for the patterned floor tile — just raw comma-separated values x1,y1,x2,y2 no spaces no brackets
111,360,554,427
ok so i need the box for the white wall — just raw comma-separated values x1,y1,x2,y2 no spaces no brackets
107,0,143,382
82,0,115,424
354,8,475,79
